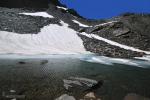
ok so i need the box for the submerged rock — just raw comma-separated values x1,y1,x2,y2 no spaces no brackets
124,93,150,100
40,60,48,65
18,61,26,64
63,77,98,90
84,92,96,99
55,94,76,100
82,92,102,100
84,80,103,92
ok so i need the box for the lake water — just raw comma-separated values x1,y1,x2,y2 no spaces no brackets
0,54,150,100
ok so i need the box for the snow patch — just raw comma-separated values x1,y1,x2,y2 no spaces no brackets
0,21,87,55
95,21,118,27
57,6,68,10
72,20,90,27
20,12,54,18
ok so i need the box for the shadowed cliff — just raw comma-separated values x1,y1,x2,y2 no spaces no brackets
0,0,49,8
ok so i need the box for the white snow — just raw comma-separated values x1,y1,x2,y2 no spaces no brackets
57,6,68,10
0,21,87,55
19,12,54,18
79,32,150,54
95,21,118,27
72,20,90,27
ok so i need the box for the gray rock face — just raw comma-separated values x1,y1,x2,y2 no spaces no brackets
0,10,57,34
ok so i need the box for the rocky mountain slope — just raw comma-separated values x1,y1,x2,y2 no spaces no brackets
0,0,150,58
0,0,49,8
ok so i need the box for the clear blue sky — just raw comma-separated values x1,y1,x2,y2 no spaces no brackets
60,0,150,19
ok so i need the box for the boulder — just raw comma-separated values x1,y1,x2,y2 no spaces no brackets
113,28,130,37
55,94,76,100
84,92,101,100
124,93,150,100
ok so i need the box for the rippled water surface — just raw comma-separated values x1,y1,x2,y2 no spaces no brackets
0,55,150,100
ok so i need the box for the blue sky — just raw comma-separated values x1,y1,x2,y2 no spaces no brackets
60,0,150,19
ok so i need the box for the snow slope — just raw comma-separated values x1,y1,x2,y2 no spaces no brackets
0,20,87,55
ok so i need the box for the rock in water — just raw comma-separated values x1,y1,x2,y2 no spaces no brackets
84,80,104,92
124,93,150,100
84,92,101,100
55,94,76,100
84,92,96,99
40,60,48,65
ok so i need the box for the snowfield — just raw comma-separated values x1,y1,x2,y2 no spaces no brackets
0,20,87,55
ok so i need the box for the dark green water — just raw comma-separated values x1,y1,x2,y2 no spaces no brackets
0,55,150,100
